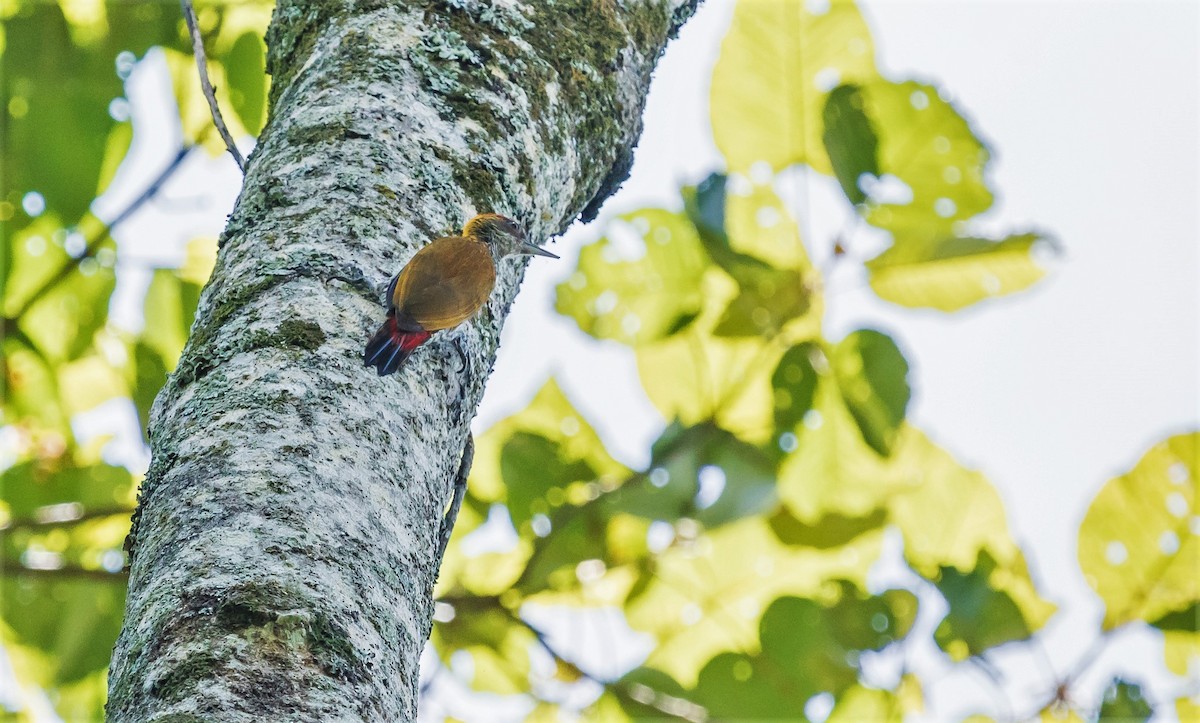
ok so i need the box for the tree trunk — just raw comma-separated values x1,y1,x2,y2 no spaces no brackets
106,1,699,720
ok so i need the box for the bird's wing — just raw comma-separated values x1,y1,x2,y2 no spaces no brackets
393,236,496,331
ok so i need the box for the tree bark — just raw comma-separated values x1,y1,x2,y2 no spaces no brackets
106,0,699,720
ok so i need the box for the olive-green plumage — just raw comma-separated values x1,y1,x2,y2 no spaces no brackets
364,214,558,376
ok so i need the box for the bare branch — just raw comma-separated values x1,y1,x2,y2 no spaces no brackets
180,0,246,172
1,563,128,582
3,505,135,532
5,145,195,325
436,435,474,565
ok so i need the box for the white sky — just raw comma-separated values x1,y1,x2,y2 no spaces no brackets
71,0,1199,719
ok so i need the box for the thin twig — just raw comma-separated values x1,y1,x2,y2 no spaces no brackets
1,563,128,582
436,436,474,565
180,0,246,172
2,505,135,531
511,613,708,723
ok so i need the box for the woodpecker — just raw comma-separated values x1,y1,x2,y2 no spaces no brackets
364,214,558,376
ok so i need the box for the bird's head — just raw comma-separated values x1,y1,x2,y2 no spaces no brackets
462,214,558,259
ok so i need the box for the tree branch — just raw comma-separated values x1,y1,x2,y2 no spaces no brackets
180,0,246,172
1,563,128,582
436,435,473,566
2,505,135,531
6,145,194,324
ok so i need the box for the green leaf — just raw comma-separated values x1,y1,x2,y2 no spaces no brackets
2,335,71,440
2,4,119,228
830,329,910,456
776,378,914,524
617,517,883,687
823,84,879,205
223,31,268,136
856,78,994,234
437,379,626,598
685,588,914,717
768,507,887,550
141,269,204,371
712,267,813,339
710,0,878,175
1097,678,1153,722
683,174,820,340
501,432,597,530
1,461,134,521
132,341,168,440
1078,432,1199,630
1,576,126,684
556,209,709,345
1150,601,1199,632
933,549,1040,660
513,503,644,598
4,218,117,362
867,232,1055,311
616,422,777,528
470,378,627,505
771,342,820,435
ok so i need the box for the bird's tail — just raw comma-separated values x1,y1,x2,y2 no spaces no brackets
364,315,432,376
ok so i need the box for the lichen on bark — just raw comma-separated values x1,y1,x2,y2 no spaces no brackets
107,0,700,720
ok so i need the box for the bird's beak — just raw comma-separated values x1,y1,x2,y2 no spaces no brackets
520,242,559,259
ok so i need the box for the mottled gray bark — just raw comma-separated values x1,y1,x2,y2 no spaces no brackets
106,0,699,720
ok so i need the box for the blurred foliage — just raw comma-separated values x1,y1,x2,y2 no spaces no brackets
0,0,265,717
0,0,1195,721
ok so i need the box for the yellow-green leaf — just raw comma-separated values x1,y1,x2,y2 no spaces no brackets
867,232,1054,312
711,0,878,175
56,354,128,417
556,209,709,345
430,606,535,694
683,174,822,341
4,216,116,362
164,48,246,154
1079,432,1199,630
888,431,1056,644
857,78,993,234
1164,629,1199,677
141,269,201,371
726,178,812,271
470,377,626,504
829,685,902,723
777,380,914,523
620,517,883,687
95,121,133,198
636,319,781,445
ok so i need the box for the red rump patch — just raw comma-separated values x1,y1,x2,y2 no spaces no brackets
364,316,433,376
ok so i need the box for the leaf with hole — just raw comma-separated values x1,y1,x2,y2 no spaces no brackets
1078,432,1198,630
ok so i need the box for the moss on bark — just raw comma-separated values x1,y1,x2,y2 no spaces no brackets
109,0,700,720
